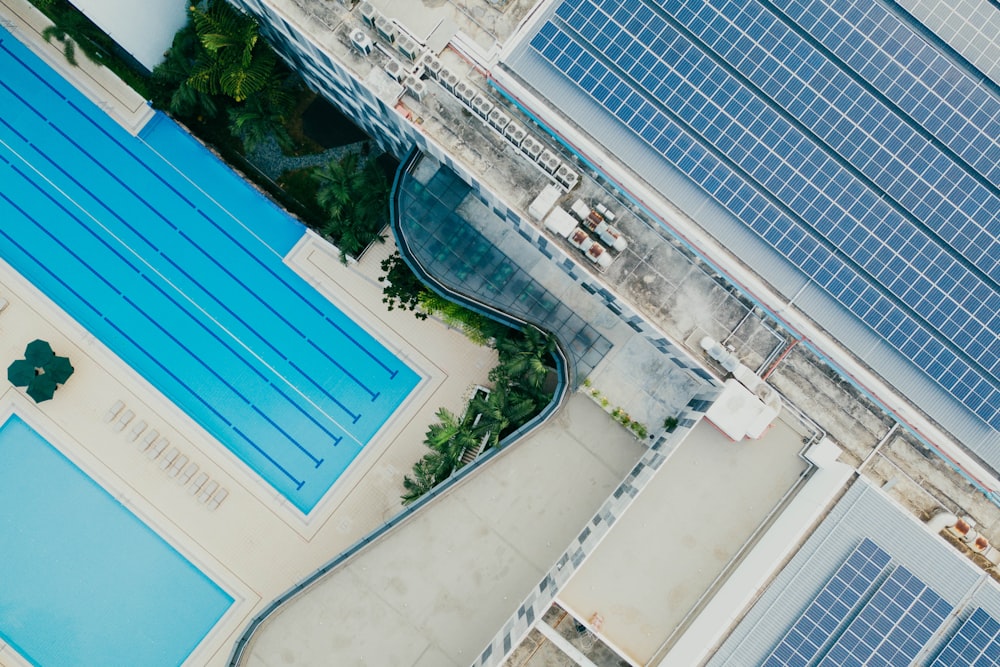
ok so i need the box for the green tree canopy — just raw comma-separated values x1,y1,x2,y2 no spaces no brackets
314,153,389,261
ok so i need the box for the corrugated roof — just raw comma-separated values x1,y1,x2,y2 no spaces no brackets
708,479,1000,666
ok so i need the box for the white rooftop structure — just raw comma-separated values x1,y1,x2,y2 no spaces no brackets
70,0,187,70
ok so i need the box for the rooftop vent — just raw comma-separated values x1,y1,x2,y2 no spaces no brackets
503,121,525,146
404,75,427,100
488,108,510,131
471,94,494,118
396,34,419,61
538,149,561,174
454,80,476,104
421,52,442,79
521,135,543,160
384,59,404,82
350,29,373,55
359,1,378,27
374,15,396,43
555,164,579,190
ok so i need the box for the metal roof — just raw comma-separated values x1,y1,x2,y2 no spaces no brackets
709,479,1000,666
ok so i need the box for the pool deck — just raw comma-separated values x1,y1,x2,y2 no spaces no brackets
0,0,154,135
0,230,499,666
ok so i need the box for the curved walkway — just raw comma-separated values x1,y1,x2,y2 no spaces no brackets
392,149,613,386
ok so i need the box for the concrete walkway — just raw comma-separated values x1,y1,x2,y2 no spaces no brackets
242,393,648,666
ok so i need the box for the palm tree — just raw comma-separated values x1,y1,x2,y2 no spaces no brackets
424,408,478,474
495,327,555,394
401,453,441,504
186,1,279,103
228,92,294,151
468,379,537,450
314,153,389,260
315,152,361,222
151,14,219,118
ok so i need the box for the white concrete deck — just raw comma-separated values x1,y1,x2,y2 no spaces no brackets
241,392,648,666
555,417,810,665
0,229,499,666
0,0,155,134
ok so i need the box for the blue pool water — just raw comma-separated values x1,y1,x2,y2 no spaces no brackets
0,28,420,512
0,415,233,666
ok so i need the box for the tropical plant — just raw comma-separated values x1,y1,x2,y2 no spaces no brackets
424,408,478,475
419,292,507,345
495,326,555,394
314,153,389,261
379,252,430,319
151,14,221,118
186,1,279,103
401,453,443,504
468,376,537,450
228,91,294,151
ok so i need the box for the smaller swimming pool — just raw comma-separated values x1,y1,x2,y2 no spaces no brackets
0,414,233,666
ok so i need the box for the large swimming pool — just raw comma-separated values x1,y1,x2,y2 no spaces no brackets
0,28,420,513
0,414,233,666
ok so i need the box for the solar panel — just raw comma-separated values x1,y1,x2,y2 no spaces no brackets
775,0,1000,186
816,564,953,666
528,0,1000,428
762,539,892,666
931,607,1000,667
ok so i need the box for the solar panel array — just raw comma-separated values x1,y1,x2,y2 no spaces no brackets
528,0,1000,428
762,538,891,666
816,564,953,666
931,607,1000,667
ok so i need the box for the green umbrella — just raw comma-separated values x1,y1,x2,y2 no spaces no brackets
7,359,37,387
24,339,54,367
45,356,74,384
26,372,57,403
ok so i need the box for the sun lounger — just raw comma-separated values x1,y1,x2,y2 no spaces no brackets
158,447,179,470
104,400,124,423
178,462,198,485
207,487,228,510
146,437,167,460
198,480,219,504
138,428,159,452
167,455,188,478
113,409,134,432
188,472,208,495
127,420,147,442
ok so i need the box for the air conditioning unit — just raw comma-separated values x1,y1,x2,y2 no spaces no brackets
404,75,427,100
439,68,457,92
521,135,543,159
421,52,442,79
350,29,373,55
471,94,494,118
384,59,404,82
454,80,475,104
503,121,525,146
538,149,560,174
488,108,510,131
359,1,378,27
375,15,396,43
396,34,419,61
555,164,579,190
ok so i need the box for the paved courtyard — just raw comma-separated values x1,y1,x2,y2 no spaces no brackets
242,393,648,666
